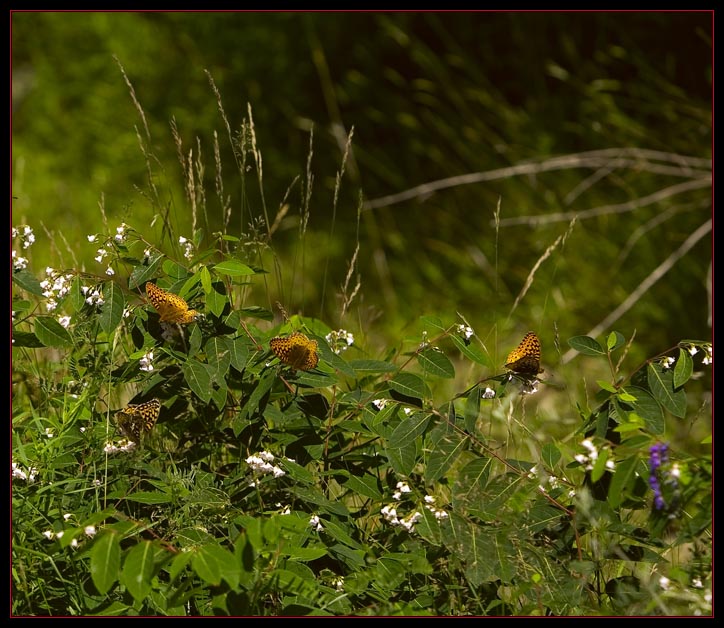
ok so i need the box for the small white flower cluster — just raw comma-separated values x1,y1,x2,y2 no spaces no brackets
392,481,412,500
482,387,496,399
456,324,474,341
419,330,430,350
13,225,36,249
114,223,128,243
12,226,35,271
656,574,712,615
12,461,37,483
701,344,712,366
574,439,616,472
332,577,345,591
381,505,423,532
12,249,28,271
527,465,566,494
275,503,292,515
661,356,675,369
246,451,286,486
325,329,354,354
178,236,194,261
139,351,154,372
423,495,449,521
382,481,449,532
58,316,71,329
372,398,389,411
93,247,115,276
309,514,324,531
506,372,540,394
81,285,105,308
42,523,97,548
40,268,75,313
103,439,137,454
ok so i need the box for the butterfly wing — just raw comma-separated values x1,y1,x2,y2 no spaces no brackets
146,283,197,324
504,332,542,375
270,331,319,371
115,398,161,441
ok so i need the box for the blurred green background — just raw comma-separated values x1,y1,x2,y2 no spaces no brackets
11,11,712,375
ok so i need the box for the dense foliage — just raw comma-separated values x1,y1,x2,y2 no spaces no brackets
12,11,712,617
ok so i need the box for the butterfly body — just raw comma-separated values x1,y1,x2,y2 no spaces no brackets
115,398,161,441
504,331,542,376
146,282,197,324
270,331,319,371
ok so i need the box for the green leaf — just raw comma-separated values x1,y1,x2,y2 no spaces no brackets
212,260,256,276
206,281,228,318
182,359,213,403
541,443,561,467
450,334,492,367
606,331,626,351
416,347,455,378
287,546,329,561
99,282,125,334
349,359,398,374
90,531,120,594
200,265,212,293
229,336,251,371
12,269,43,296
419,315,446,332
125,491,174,504
162,259,190,280
193,544,239,588
128,252,164,290
673,348,693,388
120,541,155,603
647,364,687,419
426,429,468,483
452,457,492,511
389,372,429,400
191,545,221,586
234,370,275,432
12,330,44,348
287,487,350,517
385,439,418,477
68,276,86,312
568,335,605,356
338,471,383,500
597,380,618,393
607,455,639,509
207,336,232,381
34,316,73,348
590,447,609,483
388,412,432,448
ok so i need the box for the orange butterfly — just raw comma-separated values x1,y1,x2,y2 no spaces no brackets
269,331,319,371
504,332,542,376
115,398,161,441
145,282,198,324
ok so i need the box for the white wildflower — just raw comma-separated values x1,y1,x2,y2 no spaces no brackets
456,324,474,340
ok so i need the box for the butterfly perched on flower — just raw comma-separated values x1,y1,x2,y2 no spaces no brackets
269,331,319,371
145,282,198,324
504,331,543,376
115,398,161,441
